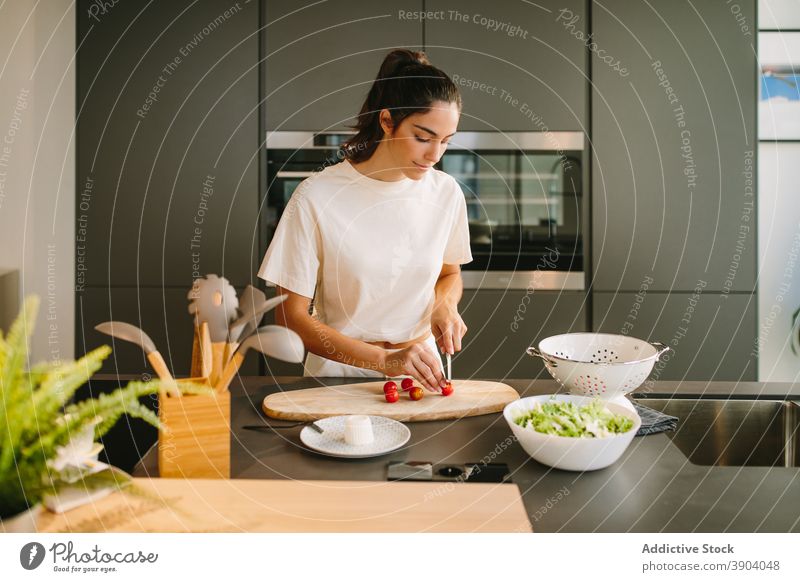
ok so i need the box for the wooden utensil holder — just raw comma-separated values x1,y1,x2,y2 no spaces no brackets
158,379,230,479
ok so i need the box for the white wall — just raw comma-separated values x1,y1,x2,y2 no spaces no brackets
758,143,800,382
0,0,75,363
757,1,800,381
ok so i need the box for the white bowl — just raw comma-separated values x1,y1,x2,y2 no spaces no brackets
503,394,641,471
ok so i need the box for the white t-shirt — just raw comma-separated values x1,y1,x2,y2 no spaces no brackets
258,158,473,345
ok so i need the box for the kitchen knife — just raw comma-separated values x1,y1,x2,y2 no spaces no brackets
446,353,452,382
242,422,324,434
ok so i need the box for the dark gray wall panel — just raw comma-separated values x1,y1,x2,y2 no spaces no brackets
264,0,424,131
593,290,757,382
458,290,588,379
77,0,260,288
591,0,756,293
426,0,587,131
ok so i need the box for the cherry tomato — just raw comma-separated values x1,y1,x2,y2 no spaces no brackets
409,386,424,401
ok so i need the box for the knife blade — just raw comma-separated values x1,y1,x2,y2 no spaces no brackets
446,352,452,381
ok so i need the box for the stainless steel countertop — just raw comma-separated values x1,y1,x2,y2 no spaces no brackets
132,377,800,532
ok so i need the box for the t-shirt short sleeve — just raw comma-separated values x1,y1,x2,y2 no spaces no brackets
257,193,321,299
443,181,474,265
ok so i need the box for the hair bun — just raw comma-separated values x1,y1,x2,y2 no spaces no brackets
345,48,460,163
377,49,430,79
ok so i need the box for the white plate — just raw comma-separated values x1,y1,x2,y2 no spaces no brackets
299,415,410,459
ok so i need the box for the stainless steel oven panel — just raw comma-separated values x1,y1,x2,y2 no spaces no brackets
267,131,584,151
445,131,583,151
461,270,584,291
275,171,316,179
266,131,354,149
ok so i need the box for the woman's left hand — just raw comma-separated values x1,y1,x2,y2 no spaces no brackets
430,300,468,355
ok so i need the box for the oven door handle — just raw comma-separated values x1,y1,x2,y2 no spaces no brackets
275,171,316,179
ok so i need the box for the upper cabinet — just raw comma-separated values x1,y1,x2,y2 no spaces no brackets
591,0,757,293
425,0,587,131
77,0,260,288
264,0,587,132
263,0,424,131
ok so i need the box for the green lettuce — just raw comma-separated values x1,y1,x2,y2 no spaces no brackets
514,399,634,438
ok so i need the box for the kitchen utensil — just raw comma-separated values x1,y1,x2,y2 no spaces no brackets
94,321,180,398
228,285,267,342
224,294,289,369
208,344,226,387
189,323,202,377
187,274,239,341
446,353,452,381
527,332,671,399
227,294,288,346
503,394,641,471
262,379,519,422
242,421,324,434
188,274,239,385
189,322,214,379
199,321,213,380
215,325,305,392
299,415,410,459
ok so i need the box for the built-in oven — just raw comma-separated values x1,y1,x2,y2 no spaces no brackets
263,131,585,290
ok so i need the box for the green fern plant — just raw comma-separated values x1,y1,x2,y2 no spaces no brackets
0,296,208,519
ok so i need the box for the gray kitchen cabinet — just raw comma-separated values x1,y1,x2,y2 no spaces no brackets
263,0,424,131
425,0,587,131
76,0,260,288
76,286,259,377
591,0,756,293
457,290,588,379
593,291,757,382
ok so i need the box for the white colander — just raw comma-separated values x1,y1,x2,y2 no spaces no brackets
526,333,671,399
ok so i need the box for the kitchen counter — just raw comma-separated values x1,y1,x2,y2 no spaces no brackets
133,377,800,532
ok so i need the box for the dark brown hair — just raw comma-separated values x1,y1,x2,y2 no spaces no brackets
343,49,461,163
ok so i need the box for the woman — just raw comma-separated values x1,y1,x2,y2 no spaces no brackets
258,49,472,392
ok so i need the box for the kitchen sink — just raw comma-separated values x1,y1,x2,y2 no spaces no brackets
633,397,800,467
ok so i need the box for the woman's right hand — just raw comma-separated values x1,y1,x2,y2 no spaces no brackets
381,343,446,392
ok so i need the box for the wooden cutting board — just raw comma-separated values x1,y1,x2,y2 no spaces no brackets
262,379,519,421
32,478,532,533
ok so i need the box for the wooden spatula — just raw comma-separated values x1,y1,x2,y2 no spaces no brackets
95,321,180,398
215,325,304,392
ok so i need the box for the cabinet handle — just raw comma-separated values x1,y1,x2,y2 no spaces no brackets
275,171,316,179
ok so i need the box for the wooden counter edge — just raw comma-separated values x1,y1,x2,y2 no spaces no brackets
31,478,533,534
